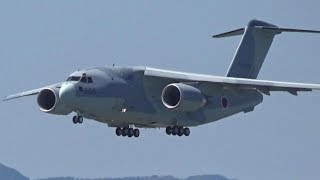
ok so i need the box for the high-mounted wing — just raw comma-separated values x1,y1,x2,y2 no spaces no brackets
144,67,320,95
3,83,63,101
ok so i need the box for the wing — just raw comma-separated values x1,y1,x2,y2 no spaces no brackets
144,67,320,95
3,83,63,101
213,78,319,95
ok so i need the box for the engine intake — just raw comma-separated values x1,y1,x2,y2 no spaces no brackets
37,89,56,111
161,83,206,111
37,88,72,115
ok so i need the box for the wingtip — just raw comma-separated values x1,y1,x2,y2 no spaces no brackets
2,95,13,101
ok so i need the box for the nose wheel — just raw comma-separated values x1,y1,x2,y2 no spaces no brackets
72,116,83,124
166,126,190,136
115,127,140,138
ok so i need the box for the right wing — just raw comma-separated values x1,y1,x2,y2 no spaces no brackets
3,83,63,101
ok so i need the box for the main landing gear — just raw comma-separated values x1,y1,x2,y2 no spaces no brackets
72,116,83,124
115,127,140,138
166,126,190,136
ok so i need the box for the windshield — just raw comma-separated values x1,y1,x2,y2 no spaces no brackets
66,76,81,81
66,76,93,83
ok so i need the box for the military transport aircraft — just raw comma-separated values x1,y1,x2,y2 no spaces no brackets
4,20,320,138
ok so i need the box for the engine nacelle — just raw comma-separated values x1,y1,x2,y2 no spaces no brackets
37,87,72,115
161,83,206,112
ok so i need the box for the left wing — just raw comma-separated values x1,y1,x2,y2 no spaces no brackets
3,83,63,101
144,67,320,95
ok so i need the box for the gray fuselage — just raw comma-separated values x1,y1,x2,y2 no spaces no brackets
59,66,263,128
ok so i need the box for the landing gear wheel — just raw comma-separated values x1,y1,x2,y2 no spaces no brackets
128,128,134,138
78,116,83,124
122,128,129,136
133,129,140,137
72,116,83,124
172,126,179,136
178,126,184,136
72,116,77,124
116,127,122,136
166,126,191,137
184,127,190,136
166,126,172,135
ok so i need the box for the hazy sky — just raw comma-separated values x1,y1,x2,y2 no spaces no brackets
1,1,320,180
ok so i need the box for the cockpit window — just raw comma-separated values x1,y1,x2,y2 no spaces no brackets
71,76,80,81
66,76,93,83
87,77,93,83
80,76,87,83
66,76,81,81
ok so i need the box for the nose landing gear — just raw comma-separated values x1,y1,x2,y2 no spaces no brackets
72,116,83,124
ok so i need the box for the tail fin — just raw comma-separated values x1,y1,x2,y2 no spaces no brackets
213,19,320,79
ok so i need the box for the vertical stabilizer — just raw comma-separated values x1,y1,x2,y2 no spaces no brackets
213,19,320,79
225,20,279,79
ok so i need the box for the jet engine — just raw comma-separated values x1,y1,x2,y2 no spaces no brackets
161,83,206,111
37,88,72,115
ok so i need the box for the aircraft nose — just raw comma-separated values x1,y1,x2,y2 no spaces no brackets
59,83,76,105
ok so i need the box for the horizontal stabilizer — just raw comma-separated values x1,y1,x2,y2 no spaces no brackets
213,25,320,39
212,28,245,38
256,26,320,34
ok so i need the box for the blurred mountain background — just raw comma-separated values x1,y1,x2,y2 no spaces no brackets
0,162,236,180
0,163,28,180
